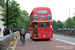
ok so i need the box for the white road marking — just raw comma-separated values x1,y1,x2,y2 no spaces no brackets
55,38,75,45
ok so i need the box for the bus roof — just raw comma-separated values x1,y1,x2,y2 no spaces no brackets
33,7,50,10
30,7,51,16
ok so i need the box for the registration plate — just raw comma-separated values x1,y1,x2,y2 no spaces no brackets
43,35,46,37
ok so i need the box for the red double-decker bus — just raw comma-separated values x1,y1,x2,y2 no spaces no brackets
29,7,53,40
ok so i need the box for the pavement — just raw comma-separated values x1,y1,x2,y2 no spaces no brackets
15,33,75,50
0,34,4,37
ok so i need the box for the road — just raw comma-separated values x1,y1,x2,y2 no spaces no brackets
53,34,75,45
15,33,75,50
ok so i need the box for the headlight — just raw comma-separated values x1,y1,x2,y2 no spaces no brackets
49,33,50,36
50,25,52,28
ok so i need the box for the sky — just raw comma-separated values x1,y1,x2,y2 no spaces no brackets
14,0,75,22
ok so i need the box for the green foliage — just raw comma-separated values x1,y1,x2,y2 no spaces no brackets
57,20,63,28
1,1,21,29
64,18,74,29
73,16,75,21
0,0,5,8
22,10,29,16
53,20,64,30
1,0,30,32
53,15,75,30
15,9,30,32
21,10,30,32
52,20,57,29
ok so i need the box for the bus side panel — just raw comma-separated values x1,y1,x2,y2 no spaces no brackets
50,22,53,38
32,24,34,38
30,25,33,38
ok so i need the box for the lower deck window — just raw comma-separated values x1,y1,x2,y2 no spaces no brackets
39,22,49,28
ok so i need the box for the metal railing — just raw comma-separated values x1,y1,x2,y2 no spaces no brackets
0,31,19,50
53,30,75,35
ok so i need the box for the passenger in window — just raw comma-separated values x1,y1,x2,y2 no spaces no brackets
34,23,37,28
42,23,47,28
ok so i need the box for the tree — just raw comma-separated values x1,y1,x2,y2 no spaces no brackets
22,10,29,17
15,10,30,32
52,20,57,29
57,20,62,29
0,0,5,8
1,0,30,32
1,0,23,30
21,10,30,32
73,16,75,22
72,16,75,28
64,17,74,29
61,22,64,28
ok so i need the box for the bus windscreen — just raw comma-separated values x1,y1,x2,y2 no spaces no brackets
39,22,49,28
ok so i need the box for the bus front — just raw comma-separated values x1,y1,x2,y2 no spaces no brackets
33,7,53,40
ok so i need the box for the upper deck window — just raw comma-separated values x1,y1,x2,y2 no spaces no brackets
34,15,37,21
38,10,47,13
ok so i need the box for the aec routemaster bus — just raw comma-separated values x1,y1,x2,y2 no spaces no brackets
29,7,53,40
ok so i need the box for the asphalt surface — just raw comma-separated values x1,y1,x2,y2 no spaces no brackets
15,33,75,50
53,34,75,45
